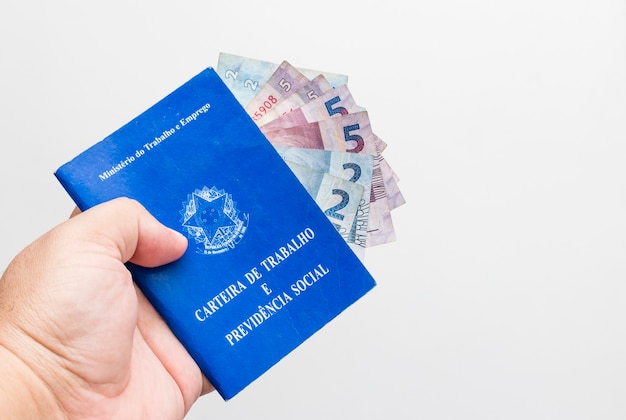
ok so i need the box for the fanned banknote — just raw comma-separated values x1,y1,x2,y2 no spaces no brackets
298,68,348,89
217,52,348,106
274,146,373,249
245,61,311,123
261,111,377,152
258,84,361,132
255,74,333,126
261,111,404,243
284,161,365,247
217,52,405,249
216,52,279,106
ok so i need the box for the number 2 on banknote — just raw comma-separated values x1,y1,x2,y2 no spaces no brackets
224,69,259,93
324,188,349,226
244,79,259,92
342,162,362,183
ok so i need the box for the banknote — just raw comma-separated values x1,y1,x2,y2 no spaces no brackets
217,52,349,106
275,146,373,248
261,111,377,153
258,84,362,131
262,114,396,245
298,67,348,89
296,137,395,247
254,74,333,126
245,61,311,123
284,161,365,246
377,148,406,210
216,52,278,106
366,187,396,246
261,111,402,210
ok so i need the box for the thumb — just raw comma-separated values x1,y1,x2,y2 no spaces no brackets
67,197,188,267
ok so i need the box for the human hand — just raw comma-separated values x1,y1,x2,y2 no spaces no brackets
0,197,213,419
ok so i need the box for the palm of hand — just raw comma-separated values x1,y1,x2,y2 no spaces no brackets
0,199,208,419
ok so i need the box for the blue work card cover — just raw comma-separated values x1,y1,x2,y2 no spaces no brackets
54,67,377,400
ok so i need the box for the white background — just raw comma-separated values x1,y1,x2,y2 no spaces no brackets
1,1,625,419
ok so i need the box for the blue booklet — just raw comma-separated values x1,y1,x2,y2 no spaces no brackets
54,68,376,400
